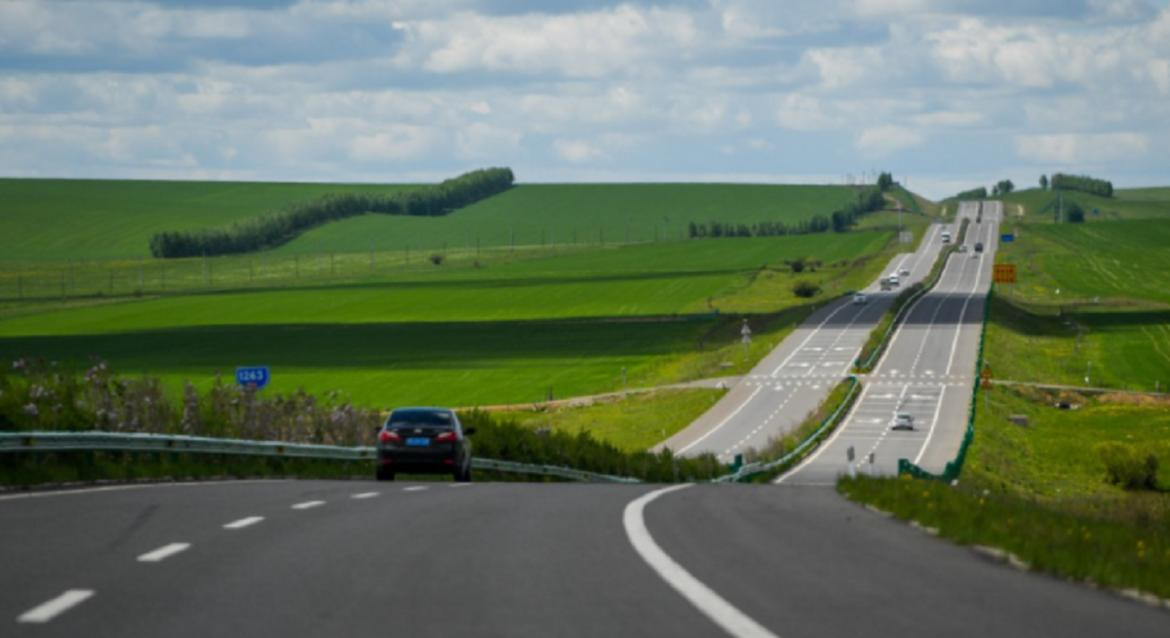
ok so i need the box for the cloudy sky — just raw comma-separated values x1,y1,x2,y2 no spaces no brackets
1,0,1168,198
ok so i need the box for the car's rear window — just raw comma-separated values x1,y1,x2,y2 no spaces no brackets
389,410,454,428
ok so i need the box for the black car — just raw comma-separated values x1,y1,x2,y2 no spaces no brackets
376,408,474,482
974,241,984,253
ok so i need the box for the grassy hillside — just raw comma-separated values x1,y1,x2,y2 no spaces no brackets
272,183,865,255
0,179,413,262
988,217,1170,392
1000,187,1170,222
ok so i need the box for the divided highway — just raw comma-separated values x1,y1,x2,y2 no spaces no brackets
659,224,942,461
3,479,1166,636
782,201,998,484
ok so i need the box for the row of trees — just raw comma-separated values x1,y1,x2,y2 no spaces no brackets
1050,173,1113,197
687,186,887,239
991,179,1015,196
150,167,515,258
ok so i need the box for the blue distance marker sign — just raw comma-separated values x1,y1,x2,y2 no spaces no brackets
235,366,271,390
1001,234,1015,243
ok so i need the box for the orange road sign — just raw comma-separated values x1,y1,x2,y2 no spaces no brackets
993,263,1017,284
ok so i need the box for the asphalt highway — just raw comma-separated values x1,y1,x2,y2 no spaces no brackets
3,479,1167,636
782,201,998,485
659,224,943,461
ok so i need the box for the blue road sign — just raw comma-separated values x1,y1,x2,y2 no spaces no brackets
1001,234,1014,243
235,366,270,390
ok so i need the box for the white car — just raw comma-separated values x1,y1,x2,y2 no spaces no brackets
886,274,900,286
899,268,910,278
891,413,915,431
958,244,969,253
852,293,868,305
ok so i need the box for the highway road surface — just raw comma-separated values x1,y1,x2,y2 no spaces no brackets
659,224,943,461
3,479,1167,637
782,201,997,485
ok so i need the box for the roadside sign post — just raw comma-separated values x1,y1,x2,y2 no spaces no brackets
846,445,856,478
235,366,271,391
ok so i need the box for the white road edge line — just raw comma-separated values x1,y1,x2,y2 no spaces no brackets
351,491,380,499
291,500,325,510
913,385,949,466
17,589,95,624
137,542,191,563
223,516,264,530
676,385,765,454
774,383,874,484
0,479,275,502
623,485,780,638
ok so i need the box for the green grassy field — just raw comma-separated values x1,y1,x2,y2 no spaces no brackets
1000,187,1170,223
987,217,1170,392
498,388,725,452
273,183,865,255
0,178,413,262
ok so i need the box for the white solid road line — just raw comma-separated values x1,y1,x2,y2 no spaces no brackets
17,589,95,624
223,516,264,530
137,542,191,563
676,385,765,454
775,384,874,484
291,500,325,510
913,385,949,466
0,479,275,502
624,485,780,638
351,491,380,499
403,486,428,492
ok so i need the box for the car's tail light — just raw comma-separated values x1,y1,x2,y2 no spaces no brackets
379,430,401,444
434,431,458,443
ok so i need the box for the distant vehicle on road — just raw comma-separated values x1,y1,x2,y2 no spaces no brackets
899,268,910,278
852,293,868,305
974,242,984,253
941,230,952,243
891,413,915,431
376,407,474,482
886,273,900,287
880,278,894,291
958,244,968,253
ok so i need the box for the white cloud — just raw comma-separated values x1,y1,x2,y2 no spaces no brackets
910,110,983,127
856,125,924,155
553,139,604,162
776,94,840,131
1014,132,1149,163
456,122,521,160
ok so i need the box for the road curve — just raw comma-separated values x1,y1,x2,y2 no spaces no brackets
3,479,1167,637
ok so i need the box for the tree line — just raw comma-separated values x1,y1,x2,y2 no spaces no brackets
149,167,515,258
1050,173,1113,198
687,186,886,239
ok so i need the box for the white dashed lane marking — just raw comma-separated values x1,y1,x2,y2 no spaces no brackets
403,486,429,492
351,492,380,499
291,500,325,510
17,590,95,624
223,516,264,530
137,542,191,563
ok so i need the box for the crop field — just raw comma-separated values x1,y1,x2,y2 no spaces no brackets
272,182,865,255
1000,187,1170,223
0,178,413,262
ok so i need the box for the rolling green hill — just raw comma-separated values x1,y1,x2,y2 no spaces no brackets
1000,187,1170,222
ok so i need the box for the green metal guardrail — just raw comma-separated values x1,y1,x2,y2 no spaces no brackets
0,431,642,484
714,376,861,483
855,218,971,373
898,284,994,482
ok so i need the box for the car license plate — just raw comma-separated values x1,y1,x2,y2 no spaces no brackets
406,437,430,447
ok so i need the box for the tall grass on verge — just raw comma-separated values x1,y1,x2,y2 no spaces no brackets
839,475,1170,599
0,360,726,484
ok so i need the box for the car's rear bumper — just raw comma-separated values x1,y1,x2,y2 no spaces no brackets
378,450,463,473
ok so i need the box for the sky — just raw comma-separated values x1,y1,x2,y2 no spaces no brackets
1,0,1168,198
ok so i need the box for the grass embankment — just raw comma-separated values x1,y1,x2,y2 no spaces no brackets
498,389,725,453
854,218,968,372
989,218,1170,392
840,386,1170,598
